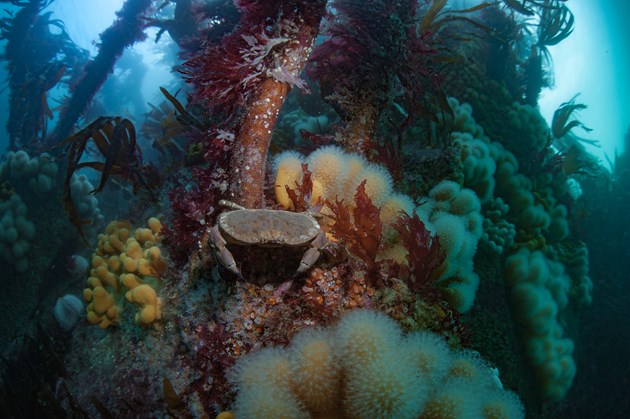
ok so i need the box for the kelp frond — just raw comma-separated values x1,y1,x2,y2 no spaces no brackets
502,0,535,16
56,116,155,245
537,0,574,47
551,94,592,139
158,86,204,129
420,0,496,34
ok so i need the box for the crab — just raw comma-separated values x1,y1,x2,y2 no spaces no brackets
209,200,327,280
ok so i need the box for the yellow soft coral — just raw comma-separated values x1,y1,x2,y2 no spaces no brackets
83,217,167,328
126,284,162,326
84,285,120,329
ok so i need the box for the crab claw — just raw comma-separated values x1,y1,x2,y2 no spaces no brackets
293,230,327,277
218,247,244,280
209,225,244,280
294,247,321,277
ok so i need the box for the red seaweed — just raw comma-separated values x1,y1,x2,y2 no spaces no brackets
393,211,445,301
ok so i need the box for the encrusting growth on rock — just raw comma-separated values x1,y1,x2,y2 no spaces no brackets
83,217,166,328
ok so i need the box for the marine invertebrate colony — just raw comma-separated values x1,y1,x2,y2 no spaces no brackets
83,218,166,328
504,248,575,401
224,309,524,418
0,192,35,272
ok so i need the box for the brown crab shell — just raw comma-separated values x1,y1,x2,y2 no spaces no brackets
217,209,320,247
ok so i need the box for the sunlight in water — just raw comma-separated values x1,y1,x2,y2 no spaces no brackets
540,0,630,166
47,0,124,54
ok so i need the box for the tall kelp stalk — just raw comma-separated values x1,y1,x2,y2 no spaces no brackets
0,0,87,151
182,0,327,209
47,0,153,146
1,0,46,150
306,0,475,161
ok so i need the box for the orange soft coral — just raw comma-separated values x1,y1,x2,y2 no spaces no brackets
83,218,166,328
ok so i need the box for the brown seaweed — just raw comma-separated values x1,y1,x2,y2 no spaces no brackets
56,116,155,245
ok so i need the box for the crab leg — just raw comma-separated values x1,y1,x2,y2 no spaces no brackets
209,225,244,279
294,230,327,277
